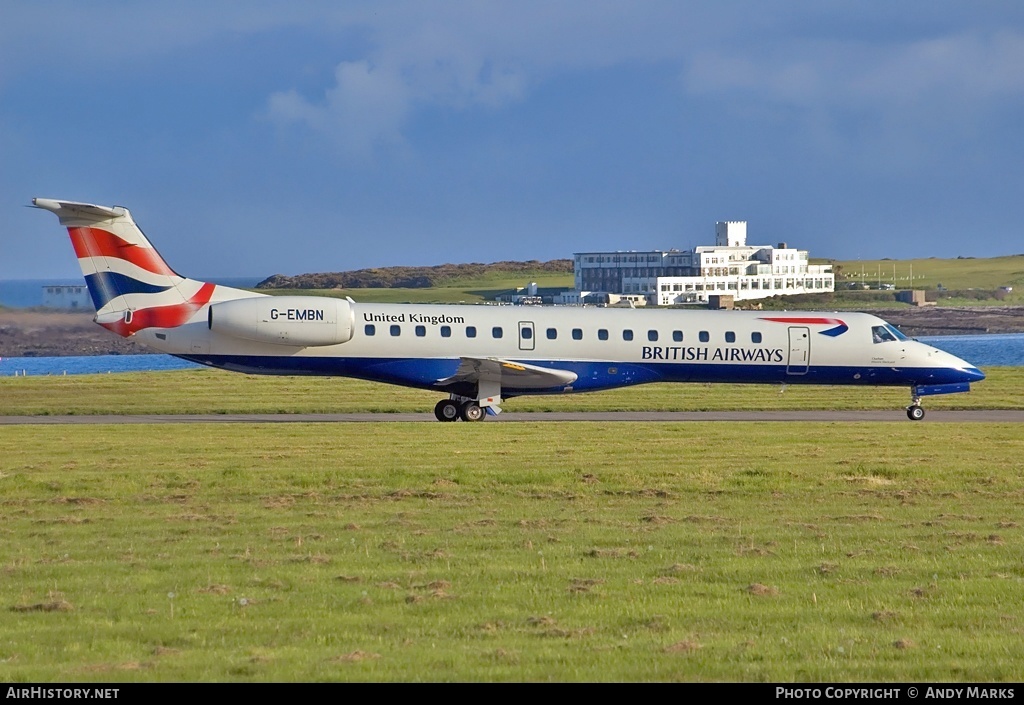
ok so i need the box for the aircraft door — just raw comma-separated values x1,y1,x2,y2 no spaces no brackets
518,321,535,351
786,326,810,375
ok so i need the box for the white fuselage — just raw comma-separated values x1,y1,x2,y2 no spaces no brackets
135,296,983,397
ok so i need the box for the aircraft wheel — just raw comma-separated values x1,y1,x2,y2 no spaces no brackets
460,400,485,422
434,399,460,422
907,405,925,421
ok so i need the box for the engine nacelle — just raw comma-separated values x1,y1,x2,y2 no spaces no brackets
208,296,354,347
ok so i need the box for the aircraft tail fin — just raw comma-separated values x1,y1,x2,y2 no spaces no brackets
32,198,219,337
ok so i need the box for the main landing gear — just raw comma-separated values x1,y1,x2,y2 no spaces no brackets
906,392,925,421
434,398,486,422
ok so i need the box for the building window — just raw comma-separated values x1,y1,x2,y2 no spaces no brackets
546,328,557,340
415,325,426,337
725,331,736,343
364,324,375,336
390,325,401,337
751,332,762,344
648,330,658,342
492,327,503,339
673,330,683,342
623,329,634,341
441,326,451,338
572,328,583,340
467,326,477,338
699,331,710,343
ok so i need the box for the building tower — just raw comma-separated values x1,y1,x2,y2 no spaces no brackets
715,221,747,248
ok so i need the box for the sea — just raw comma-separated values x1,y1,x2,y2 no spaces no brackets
1,333,1021,377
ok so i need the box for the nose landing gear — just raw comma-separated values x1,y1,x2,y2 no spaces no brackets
906,392,925,421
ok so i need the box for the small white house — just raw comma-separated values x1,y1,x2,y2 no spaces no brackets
42,284,92,310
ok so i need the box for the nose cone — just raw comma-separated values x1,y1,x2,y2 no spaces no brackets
920,343,985,385
962,365,985,383
944,350,985,383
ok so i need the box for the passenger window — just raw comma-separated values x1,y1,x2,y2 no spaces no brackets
699,331,710,343
672,330,683,342
364,324,375,336
725,331,736,343
751,332,762,344
415,325,426,337
598,329,609,341
492,326,503,339
440,326,451,338
546,328,557,340
623,329,634,341
466,326,477,338
522,327,533,339
572,328,583,340
390,325,401,337
648,330,658,342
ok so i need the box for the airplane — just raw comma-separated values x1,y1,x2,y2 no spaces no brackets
33,197,985,421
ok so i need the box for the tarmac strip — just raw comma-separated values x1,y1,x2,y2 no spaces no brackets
1,410,1023,424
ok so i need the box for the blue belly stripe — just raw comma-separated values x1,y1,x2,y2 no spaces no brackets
175,354,979,396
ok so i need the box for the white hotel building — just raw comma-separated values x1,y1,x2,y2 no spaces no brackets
572,222,834,305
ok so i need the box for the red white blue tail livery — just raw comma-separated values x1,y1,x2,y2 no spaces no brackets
34,198,985,421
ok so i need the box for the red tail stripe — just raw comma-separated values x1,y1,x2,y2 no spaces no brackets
760,317,842,325
99,282,216,337
69,227,176,277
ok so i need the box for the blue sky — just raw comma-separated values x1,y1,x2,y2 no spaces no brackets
3,1,1023,280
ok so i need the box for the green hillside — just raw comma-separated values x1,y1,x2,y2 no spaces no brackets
262,271,574,304
831,254,1024,292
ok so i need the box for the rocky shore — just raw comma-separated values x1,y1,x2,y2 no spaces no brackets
876,306,1024,337
2,306,1023,358
1,311,152,357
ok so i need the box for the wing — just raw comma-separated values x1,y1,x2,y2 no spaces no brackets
436,356,578,392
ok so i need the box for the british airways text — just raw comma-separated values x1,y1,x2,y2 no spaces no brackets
642,346,784,362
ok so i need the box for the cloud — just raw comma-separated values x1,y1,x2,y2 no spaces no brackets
681,28,1024,168
266,51,528,157
685,29,1024,109
262,1,696,156
268,61,411,157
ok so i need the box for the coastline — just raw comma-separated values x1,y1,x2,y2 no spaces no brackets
3,306,1024,358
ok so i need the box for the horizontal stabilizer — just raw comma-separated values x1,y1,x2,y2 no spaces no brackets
31,198,127,224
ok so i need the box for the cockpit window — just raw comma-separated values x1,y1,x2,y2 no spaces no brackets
885,324,908,341
871,325,905,344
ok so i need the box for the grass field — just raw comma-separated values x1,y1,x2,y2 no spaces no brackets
1,366,1022,416
1,420,1023,682
2,370,1023,682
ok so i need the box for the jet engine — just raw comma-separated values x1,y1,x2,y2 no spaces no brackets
208,296,353,347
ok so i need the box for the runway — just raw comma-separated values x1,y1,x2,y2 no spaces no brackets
1,410,1023,424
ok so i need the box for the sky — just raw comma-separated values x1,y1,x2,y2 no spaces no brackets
3,1,1024,280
